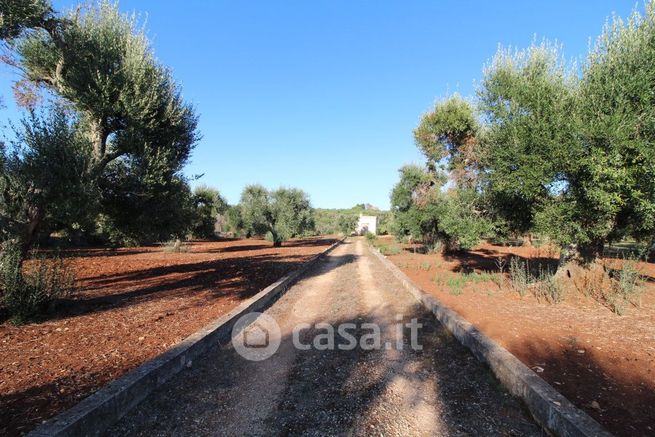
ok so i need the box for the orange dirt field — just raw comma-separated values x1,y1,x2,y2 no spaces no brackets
383,238,655,436
0,237,337,435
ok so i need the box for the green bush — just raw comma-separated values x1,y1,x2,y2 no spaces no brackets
1,246,76,324
609,258,644,315
378,244,401,256
509,257,530,297
365,231,377,243
534,267,564,304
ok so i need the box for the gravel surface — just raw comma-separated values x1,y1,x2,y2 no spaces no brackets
109,239,543,436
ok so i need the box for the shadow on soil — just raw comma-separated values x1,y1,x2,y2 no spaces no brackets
406,243,655,282
507,336,655,437
0,241,348,435
37,240,340,322
109,249,541,436
260,310,540,436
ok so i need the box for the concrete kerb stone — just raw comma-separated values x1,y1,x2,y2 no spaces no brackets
366,243,612,437
28,238,344,437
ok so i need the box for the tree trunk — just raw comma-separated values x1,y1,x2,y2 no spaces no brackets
21,202,45,257
555,238,607,285
560,239,605,266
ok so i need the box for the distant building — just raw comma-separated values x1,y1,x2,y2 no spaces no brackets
356,214,377,235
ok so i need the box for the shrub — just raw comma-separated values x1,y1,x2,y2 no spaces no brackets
378,244,401,256
608,258,644,315
426,240,443,254
365,231,377,243
1,246,76,324
534,267,564,304
509,257,530,297
495,257,507,288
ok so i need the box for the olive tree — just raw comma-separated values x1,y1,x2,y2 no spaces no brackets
0,107,89,248
239,185,314,246
414,95,480,188
575,4,655,253
390,164,489,250
479,26,655,263
1,1,199,250
477,42,581,255
189,185,228,239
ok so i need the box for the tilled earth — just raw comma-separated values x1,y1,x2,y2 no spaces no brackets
0,237,337,435
110,239,542,436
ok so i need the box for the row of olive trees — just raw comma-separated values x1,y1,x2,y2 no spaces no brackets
393,1,655,268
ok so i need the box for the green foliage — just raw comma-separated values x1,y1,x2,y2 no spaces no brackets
0,0,55,40
224,204,245,236
414,95,480,187
377,243,401,256
478,41,577,241
313,206,389,236
1,244,75,324
509,257,530,297
189,185,227,239
438,189,492,250
0,106,91,248
97,165,195,245
365,231,377,242
576,5,655,246
17,1,199,176
0,1,200,251
238,185,314,246
389,164,438,241
337,213,358,235
270,187,315,241
390,165,490,251
478,9,655,260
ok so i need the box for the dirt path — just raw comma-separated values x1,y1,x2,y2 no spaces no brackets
109,239,542,436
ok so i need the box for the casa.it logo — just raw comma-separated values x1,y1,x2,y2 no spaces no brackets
232,312,282,361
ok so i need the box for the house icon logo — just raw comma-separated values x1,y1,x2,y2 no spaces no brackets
243,322,270,348
232,312,281,361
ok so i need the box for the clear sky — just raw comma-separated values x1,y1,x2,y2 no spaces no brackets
0,1,639,209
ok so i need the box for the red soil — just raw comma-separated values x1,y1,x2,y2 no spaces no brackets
384,239,655,436
0,237,337,435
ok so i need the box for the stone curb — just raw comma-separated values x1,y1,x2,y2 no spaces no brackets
366,243,612,437
28,238,344,437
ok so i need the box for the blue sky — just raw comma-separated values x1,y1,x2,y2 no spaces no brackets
0,1,639,209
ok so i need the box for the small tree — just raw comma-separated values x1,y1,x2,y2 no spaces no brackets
189,185,227,239
390,165,489,250
337,214,357,236
414,95,480,188
239,185,314,246
0,107,90,251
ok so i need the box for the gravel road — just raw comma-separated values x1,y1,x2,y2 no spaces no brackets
109,238,543,436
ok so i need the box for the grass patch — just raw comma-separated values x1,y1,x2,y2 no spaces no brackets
435,271,501,296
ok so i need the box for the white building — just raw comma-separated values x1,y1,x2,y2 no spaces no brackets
356,214,377,235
